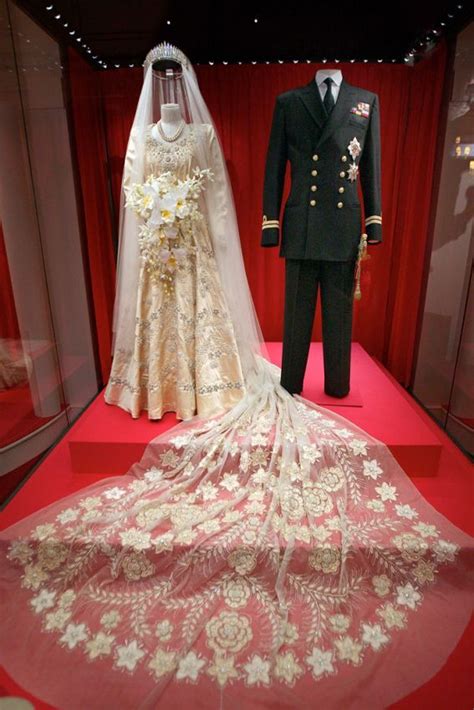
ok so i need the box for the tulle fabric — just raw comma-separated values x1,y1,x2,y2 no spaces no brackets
0,359,472,710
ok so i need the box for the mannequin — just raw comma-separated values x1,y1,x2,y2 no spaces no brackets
262,67,383,396
315,68,343,103
153,102,184,141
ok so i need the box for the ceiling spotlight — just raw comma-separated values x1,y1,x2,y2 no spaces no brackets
209,61,214,65
223,61,228,65
54,13,60,19
251,60,257,64
322,58,328,63
46,4,53,9
278,59,283,64
254,17,258,23
350,59,355,63
166,20,171,25
114,64,119,68
69,30,75,35
129,63,134,67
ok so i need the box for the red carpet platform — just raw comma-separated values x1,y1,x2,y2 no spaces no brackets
0,343,472,709
68,342,442,477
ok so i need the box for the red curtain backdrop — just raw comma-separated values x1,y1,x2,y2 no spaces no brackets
67,49,117,383
67,41,447,385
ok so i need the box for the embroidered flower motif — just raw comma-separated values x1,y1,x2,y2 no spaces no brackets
367,499,385,512
372,574,391,597
37,541,68,571
21,563,49,591
176,651,206,681
413,559,437,585
86,632,114,660
306,647,334,677
377,603,407,629
207,653,238,687
396,583,422,609
59,623,88,649
361,623,389,650
335,636,363,665
329,614,351,633
104,487,127,500
115,640,145,672
100,610,121,630
155,619,173,641
433,539,459,563
219,473,240,491
281,489,305,520
375,482,398,502
56,508,80,525
348,439,368,455
283,622,299,645
362,459,383,480
121,552,155,581
308,545,341,574
148,648,177,678
119,528,152,552
413,522,439,538
244,655,271,685
7,540,34,565
32,524,56,541
44,608,71,631
392,533,428,562
144,467,164,483
31,589,56,613
274,651,303,685
206,611,252,654
395,504,418,520
303,487,334,517
317,466,344,492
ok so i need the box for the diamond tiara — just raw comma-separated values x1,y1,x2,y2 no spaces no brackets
143,42,189,73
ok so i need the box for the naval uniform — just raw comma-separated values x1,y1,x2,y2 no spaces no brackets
261,76,382,396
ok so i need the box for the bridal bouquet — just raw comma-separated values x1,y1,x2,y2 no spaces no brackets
124,167,212,293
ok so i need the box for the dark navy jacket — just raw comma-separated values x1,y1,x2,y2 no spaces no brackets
262,78,382,260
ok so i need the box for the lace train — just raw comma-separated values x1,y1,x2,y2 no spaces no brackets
0,360,472,709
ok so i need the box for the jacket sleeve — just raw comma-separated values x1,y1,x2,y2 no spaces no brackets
359,94,383,244
261,95,288,247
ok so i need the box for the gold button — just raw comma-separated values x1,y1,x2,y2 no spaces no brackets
339,171,345,178
311,169,317,176
311,185,317,192
337,201,344,208
339,186,345,193
312,154,319,161
310,199,316,206
341,155,348,162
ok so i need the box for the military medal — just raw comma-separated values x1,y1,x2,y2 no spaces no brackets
350,102,370,118
348,162,359,182
348,137,361,159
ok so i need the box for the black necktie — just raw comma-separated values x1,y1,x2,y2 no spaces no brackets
323,77,335,115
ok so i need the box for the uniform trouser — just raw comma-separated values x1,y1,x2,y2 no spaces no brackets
280,258,357,397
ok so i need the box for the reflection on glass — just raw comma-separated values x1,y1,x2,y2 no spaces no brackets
413,22,473,456
0,1,99,492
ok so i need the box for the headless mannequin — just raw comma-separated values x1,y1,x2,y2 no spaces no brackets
315,68,343,103
153,103,184,141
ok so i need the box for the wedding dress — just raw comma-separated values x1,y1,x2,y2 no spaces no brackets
103,119,245,420
0,43,472,710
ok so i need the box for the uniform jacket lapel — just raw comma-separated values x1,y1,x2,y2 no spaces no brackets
299,78,356,149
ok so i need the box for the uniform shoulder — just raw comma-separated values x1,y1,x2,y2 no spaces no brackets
275,84,311,105
347,83,379,103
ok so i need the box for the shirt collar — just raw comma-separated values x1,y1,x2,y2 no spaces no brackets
315,69,343,89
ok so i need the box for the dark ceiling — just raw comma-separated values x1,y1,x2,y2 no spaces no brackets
17,0,473,69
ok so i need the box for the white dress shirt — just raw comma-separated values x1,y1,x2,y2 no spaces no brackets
315,69,343,104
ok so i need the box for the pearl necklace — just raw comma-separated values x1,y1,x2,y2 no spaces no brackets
157,119,186,142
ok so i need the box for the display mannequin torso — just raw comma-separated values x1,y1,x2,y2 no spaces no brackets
315,68,343,104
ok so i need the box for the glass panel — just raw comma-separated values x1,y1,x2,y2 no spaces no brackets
412,21,473,456
0,1,99,488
